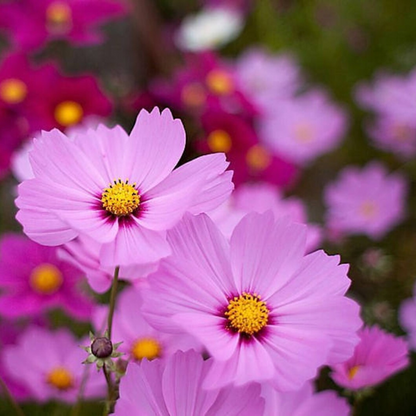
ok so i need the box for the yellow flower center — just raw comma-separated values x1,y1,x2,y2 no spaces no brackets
348,365,360,379
225,292,269,335
46,366,74,391
0,79,27,104
360,200,378,219
294,123,314,143
206,70,234,95
54,100,84,127
30,263,63,295
181,83,206,107
207,129,232,153
131,338,161,361
246,144,271,171
101,179,140,217
46,1,72,29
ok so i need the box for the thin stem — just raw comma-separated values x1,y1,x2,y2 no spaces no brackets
102,365,114,416
0,375,25,416
70,364,91,416
107,266,120,341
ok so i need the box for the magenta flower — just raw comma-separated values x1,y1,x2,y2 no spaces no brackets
142,212,361,390
259,90,348,165
2,327,105,403
234,47,301,111
0,0,127,51
262,382,350,416
16,107,233,267
399,283,416,351
114,349,264,415
0,233,94,320
94,286,201,362
208,182,322,251
198,109,298,188
324,162,407,240
356,70,416,159
331,326,409,391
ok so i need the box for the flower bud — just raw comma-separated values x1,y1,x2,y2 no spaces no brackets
91,336,113,359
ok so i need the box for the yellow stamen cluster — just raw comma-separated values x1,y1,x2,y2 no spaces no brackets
46,1,72,26
181,82,206,107
46,366,74,391
131,338,161,361
360,200,378,219
54,100,83,127
0,78,27,104
207,129,232,153
101,179,140,217
225,292,269,336
30,263,63,295
206,69,234,95
348,365,360,379
294,123,314,143
246,144,271,171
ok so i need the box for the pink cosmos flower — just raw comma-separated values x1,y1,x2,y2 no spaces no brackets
234,47,301,111
114,349,264,415
262,382,350,416
259,89,348,165
2,327,105,403
16,107,233,267
324,162,407,240
356,70,416,159
0,0,127,51
198,109,298,188
208,182,322,251
142,212,361,390
399,283,416,351
331,326,409,391
94,286,202,362
0,233,94,320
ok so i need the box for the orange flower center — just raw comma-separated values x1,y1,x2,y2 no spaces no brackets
101,179,141,217
246,145,271,171
181,83,206,107
207,129,232,153
30,263,63,294
206,70,234,95
54,100,84,127
0,79,27,104
131,338,161,361
46,366,74,391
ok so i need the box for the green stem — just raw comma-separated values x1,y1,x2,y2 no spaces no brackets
107,266,120,341
0,375,25,416
70,365,91,416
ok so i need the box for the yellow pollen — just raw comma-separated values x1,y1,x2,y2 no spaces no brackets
30,263,63,295
246,144,271,171
0,79,27,104
46,367,74,391
206,70,234,95
348,365,360,379
225,292,269,335
360,200,378,219
54,100,83,127
101,179,140,217
181,83,206,107
131,338,161,361
207,130,232,153
294,123,314,143
46,1,72,28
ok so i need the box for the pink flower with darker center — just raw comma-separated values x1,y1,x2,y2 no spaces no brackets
16,107,233,267
0,233,94,321
331,326,409,391
114,349,264,416
142,212,361,390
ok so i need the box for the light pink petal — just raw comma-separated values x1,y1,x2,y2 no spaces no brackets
100,224,170,267
126,108,185,193
230,212,307,297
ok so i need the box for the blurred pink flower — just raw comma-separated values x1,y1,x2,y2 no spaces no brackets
94,286,202,362
331,326,409,391
208,182,322,251
262,381,350,416
356,71,416,159
114,349,264,416
2,327,105,403
234,47,301,111
142,212,361,390
324,162,407,240
399,283,416,351
198,109,298,188
16,107,233,267
259,89,348,165
0,233,94,320
0,0,127,51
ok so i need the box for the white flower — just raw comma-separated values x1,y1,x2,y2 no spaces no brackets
176,7,244,52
